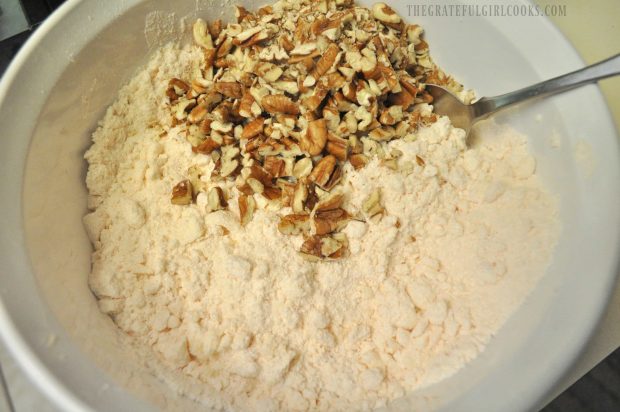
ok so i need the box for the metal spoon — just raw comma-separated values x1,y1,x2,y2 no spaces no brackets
426,53,620,136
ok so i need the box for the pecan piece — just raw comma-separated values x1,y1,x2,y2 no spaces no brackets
301,119,328,156
311,43,340,80
292,181,309,213
320,233,348,258
204,48,216,70
193,19,213,49
313,208,349,235
235,5,251,22
299,234,347,260
278,214,310,235
368,126,396,142
305,182,320,211
372,3,402,24
311,17,341,36
246,178,264,194
188,103,208,124
293,157,313,179
349,153,369,170
192,138,221,155
262,185,282,200
207,187,227,211
241,117,265,139
302,85,329,112
299,235,323,259
263,156,286,178
216,37,234,59
308,155,337,189
261,95,300,115
277,180,296,207
214,82,243,99
280,35,295,52
238,194,255,226
167,78,190,101
322,162,342,191
362,188,384,217
315,192,344,212
209,19,222,39
249,163,275,187
326,134,349,161
220,157,240,178
238,92,258,118
171,180,193,205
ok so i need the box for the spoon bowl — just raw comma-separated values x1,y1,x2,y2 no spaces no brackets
426,53,620,137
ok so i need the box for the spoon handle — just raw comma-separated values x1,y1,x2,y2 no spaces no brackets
473,53,620,119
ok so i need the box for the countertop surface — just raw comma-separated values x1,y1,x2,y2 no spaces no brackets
0,0,618,411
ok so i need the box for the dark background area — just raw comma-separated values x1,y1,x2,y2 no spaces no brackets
0,0,618,411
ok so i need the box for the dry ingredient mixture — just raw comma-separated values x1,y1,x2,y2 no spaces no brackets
83,0,559,410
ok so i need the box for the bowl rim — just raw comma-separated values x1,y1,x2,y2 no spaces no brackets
0,1,94,410
519,17,620,410
0,0,618,411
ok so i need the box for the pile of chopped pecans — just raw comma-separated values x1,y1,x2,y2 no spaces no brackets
167,0,462,260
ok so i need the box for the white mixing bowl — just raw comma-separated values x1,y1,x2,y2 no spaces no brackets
0,0,618,411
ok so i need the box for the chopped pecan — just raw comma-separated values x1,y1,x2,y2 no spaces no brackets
301,119,328,156
220,157,240,178
277,179,296,207
292,181,309,213
238,194,255,226
171,180,193,205
262,185,282,200
310,17,341,36
263,156,286,177
278,214,310,235
323,162,342,190
164,3,466,254
299,234,347,260
209,19,222,39
203,48,216,70
349,153,369,170
193,19,213,49
308,155,337,188
235,5,251,22
280,35,295,52
214,82,243,99
238,92,257,118
167,78,190,101
305,182,320,211
311,43,340,80
192,138,221,155
288,50,321,65
299,235,322,259
241,117,265,139
188,103,208,124
313,208,349,235
207,186,227,211
249,163,275,187
315,192,344,211
326,134,349,161
293,157,313,179
302,85,329,112
216,37,234,59
362,188,384,217
246,177,264,194
261,94,300,115
368,126,396,141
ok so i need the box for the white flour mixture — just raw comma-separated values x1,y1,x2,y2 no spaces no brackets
84,41,558,411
